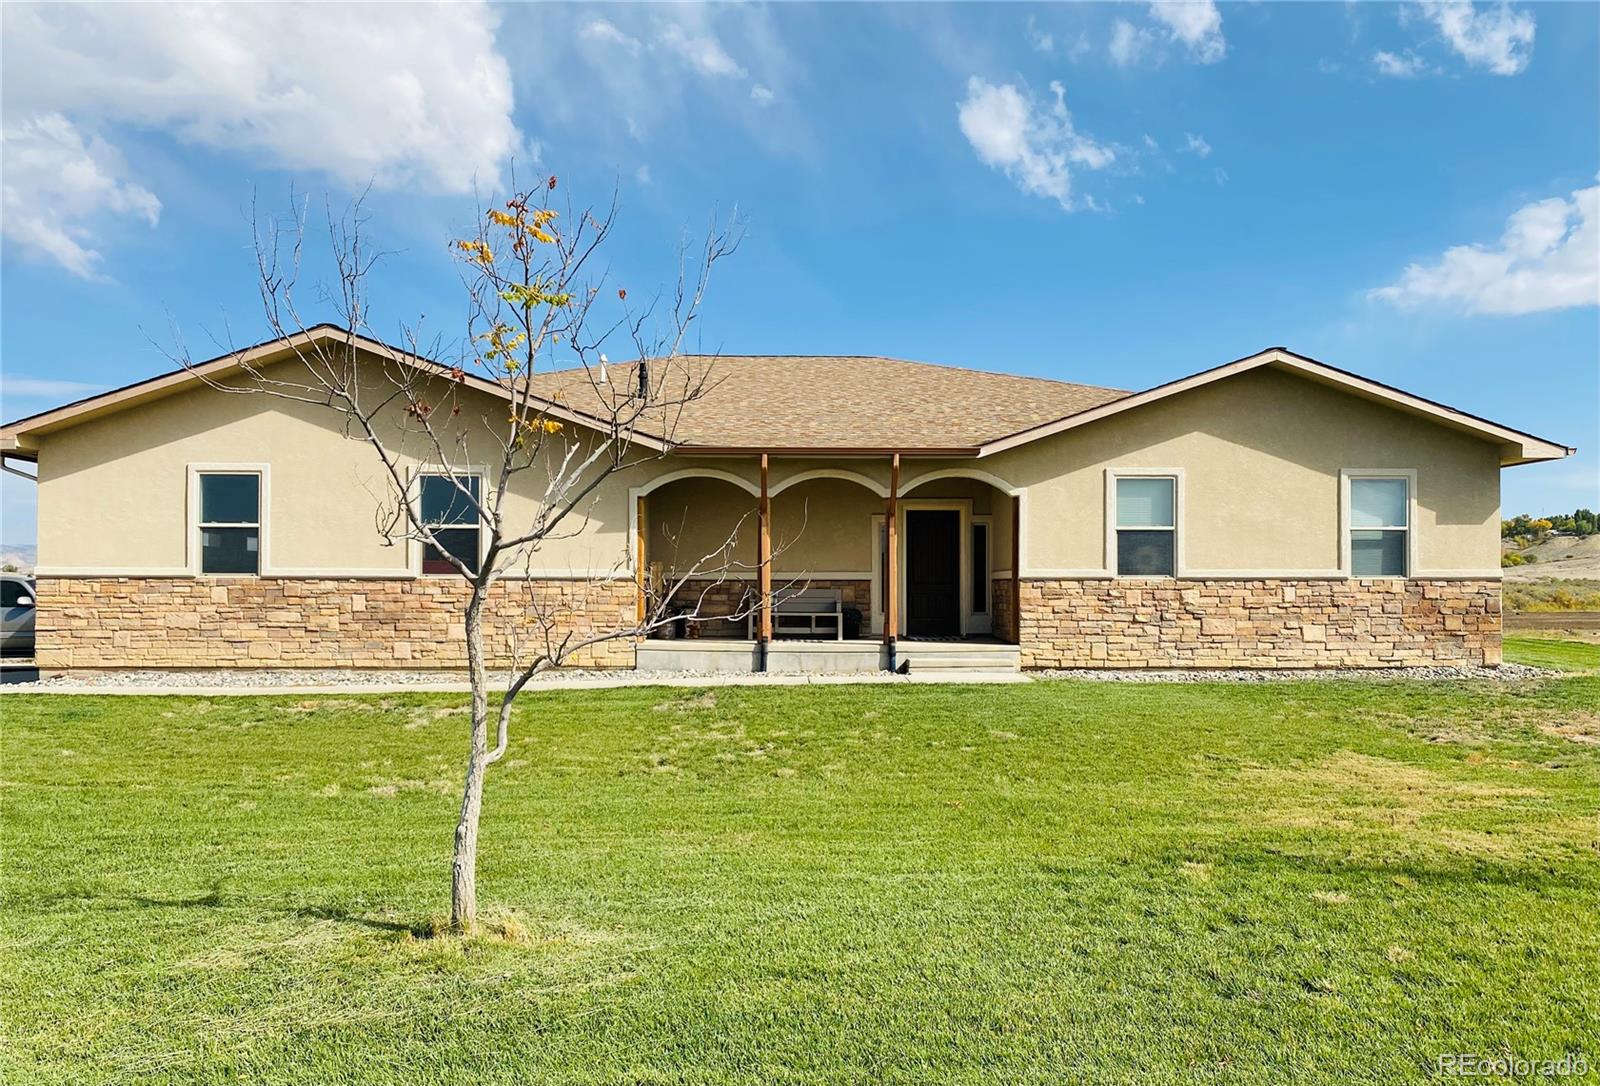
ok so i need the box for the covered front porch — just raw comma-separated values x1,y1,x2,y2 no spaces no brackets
630,455,1022,673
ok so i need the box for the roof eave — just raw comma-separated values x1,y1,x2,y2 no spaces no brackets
671,444,981,458
0,324,670,453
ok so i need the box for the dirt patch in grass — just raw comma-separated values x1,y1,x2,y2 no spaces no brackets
654,691,717,714
275,699,382,715
1239,751,1576,860
1534,710,1600,746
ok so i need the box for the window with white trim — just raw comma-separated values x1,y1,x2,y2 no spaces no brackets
1349,476,1408,576
198,472,261,574
1114,476,1176,576
420,474,482,575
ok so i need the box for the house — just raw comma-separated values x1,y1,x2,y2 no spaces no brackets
0,326,1573,673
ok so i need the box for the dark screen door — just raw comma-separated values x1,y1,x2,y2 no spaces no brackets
906,510,960,636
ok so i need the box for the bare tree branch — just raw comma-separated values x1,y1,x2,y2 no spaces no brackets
170,181,745,932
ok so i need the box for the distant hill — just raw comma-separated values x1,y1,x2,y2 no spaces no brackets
0,544,36,573
1502,534,1600,581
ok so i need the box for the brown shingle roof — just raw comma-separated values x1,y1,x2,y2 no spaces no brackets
532,354,1129,452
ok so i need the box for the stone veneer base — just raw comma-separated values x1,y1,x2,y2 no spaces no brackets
36,577,638,670
1017,578,1500,669
37,576,1500,672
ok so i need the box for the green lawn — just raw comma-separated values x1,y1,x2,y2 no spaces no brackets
1505,634,1600,672
4,679,1598,1085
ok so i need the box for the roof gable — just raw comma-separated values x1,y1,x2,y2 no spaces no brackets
0,325,666,455
974,347,1572,466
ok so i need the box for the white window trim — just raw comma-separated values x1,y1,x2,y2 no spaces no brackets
1105,468,1184,578
409,467,488,576
188,463,270,577
1340,468,1417,579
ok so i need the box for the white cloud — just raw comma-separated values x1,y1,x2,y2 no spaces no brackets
0,374,106,400
1,2,526,275
512,8,798,160
0,114,160,278
658,23,746,78
1213,166,1229,186
1373,49,1430,77
4,2,524,193
1182,132,1212,157
635,165,652,185
1418,0,1535,76
957,77,1114,211
1109,20,1153,67
580,19,642,56
1026,16,1055,55
1370,183,1599,315
1147,1,1226,64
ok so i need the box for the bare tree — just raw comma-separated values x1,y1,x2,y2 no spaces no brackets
178,178,750,931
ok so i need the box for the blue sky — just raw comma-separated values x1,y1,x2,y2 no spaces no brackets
2,1,1596,542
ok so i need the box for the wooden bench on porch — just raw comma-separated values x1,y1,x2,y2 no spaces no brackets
748,587,844,641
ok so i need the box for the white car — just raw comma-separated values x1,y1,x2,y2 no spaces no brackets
2,576,36,657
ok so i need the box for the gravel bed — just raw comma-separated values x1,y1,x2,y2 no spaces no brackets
3,661,1556,690
1,667,723,690
1033,662,1554,682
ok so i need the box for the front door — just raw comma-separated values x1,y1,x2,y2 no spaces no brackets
905,510,960,637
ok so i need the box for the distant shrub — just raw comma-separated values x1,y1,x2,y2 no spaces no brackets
1504,578,1600,612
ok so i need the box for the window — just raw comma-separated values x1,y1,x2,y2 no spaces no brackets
970,522,989,613
1114,476,1176,576
420,474,481,575
2,579,31,608
198,472,261,574
1349,476,1408,576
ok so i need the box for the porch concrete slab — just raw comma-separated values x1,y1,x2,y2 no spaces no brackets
640,638,1023,675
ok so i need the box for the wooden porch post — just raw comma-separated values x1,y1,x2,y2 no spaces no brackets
758,453,772,669
885,452,899,670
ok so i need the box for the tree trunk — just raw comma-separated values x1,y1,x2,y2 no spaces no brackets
450,591,491,932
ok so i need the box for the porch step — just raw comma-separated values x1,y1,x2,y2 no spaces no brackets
897,645,1021,672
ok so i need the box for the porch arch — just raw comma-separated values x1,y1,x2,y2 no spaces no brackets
898,466,1022,497
769,468,889,499
632,466,760,499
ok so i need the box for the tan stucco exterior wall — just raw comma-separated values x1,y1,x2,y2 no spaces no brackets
983,367,1501,575
33,360,1501,585
645,477,759,572
34,358,651,577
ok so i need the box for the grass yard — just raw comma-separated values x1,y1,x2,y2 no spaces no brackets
1505,634,1600,668
4,675,1598,1084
